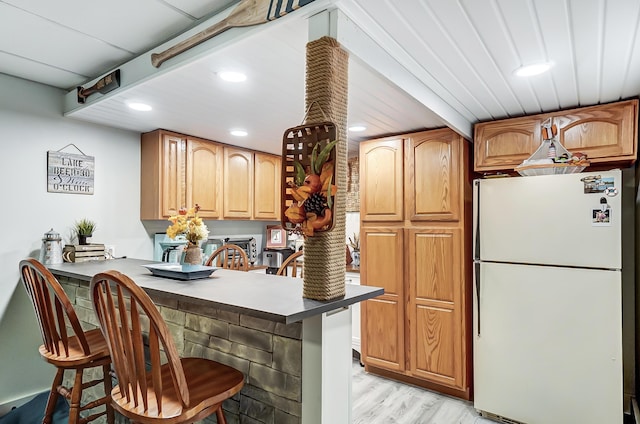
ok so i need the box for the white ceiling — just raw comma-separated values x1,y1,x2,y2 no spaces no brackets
2,0,640,157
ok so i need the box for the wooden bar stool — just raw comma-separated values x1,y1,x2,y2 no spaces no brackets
205,243,249,271
90,270,245,424
19,258,114,424
276,251,304,277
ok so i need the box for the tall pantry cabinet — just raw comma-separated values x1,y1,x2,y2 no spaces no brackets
360,128,473,399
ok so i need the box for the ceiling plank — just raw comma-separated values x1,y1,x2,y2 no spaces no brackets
335,6,473,139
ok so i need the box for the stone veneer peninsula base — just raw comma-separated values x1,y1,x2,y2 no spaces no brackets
47,259,382,424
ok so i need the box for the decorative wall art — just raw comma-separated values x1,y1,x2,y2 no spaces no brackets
266,225,287,248
47,144,94,195
151,0,317,67
76,69,120,104
281,104,338,237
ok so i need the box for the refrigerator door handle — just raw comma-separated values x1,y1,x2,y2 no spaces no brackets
473,180,480,261
474,261,481,336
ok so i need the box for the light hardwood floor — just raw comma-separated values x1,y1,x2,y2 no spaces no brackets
352,361,491,424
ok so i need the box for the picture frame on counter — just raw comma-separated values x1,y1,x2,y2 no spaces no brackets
266,225,286,248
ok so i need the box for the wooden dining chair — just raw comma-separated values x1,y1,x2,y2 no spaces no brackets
90,270,245,424
276,251,304,277
19,258,114,424
205,244,249,271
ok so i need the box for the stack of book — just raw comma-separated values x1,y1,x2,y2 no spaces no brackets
62,244,106,263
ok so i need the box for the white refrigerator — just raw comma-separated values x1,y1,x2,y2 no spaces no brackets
473,169,626,424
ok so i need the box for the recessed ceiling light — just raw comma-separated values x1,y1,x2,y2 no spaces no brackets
219,71,247,82
127,102,152,111
514,62,553,77
230,129,248,137
349,126,367,132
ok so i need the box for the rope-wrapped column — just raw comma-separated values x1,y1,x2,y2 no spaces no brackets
302,36,349,300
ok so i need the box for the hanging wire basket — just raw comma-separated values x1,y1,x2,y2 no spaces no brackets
514,119,590,176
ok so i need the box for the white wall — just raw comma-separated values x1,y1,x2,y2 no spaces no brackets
345,211,360,254
0,73,153,406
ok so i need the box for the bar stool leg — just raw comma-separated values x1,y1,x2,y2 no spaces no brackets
43,368,64,424
215,406,227,424
103,363,115,424
68,368,84,424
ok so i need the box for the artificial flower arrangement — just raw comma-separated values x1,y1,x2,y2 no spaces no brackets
166,204,209,246
284,140,338,237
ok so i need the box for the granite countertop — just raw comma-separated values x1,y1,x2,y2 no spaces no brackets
47,258,382,324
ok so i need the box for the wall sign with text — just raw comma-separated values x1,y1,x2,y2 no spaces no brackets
47,151,95,195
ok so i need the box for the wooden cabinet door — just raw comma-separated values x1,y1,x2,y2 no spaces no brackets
555,99,637,163
407,129,461,222
474,116,541,172
223,147,253,219
361,227,405,372
254,153,281,220
360,138,404,222
162,132,186,218
187,138,222,219
407,228,465,390
474,100,638,172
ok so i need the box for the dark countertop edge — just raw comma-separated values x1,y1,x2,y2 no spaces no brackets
48,260,383,325
141,286,384,325
284,288,383,324
50,267,94,282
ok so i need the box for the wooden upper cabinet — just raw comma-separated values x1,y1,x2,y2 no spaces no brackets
162,134,186,218
141,130,186,220
142,129,281,221
407,228,465,390
360,138,404,222
474,99,638,173
406,129,462,222
223,147,254,219
556,100,637,161
361,227,405,372
474,117,541,172
254,153,281,220
187,137,222,219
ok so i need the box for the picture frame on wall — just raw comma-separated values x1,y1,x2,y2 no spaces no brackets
266,225,287,248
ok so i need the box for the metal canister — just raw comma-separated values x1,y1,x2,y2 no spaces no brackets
40,228,63,265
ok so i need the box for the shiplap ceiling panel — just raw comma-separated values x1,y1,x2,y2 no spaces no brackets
535,0,578,110
570,0,604,106
423,0,514,121
337,0,479,126
624,25,640,96
459,0,547,117
348,58,437,135
600,1,640,101
0,3,127,83
162,0,239,20
494,0,563,115
1,0,195,54
397,1,497,121
0,51,84,88
3,0,640,153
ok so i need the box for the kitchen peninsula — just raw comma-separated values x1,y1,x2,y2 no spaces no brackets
47,258,382,424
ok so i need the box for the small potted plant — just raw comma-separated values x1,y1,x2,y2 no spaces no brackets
74,218,96,245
